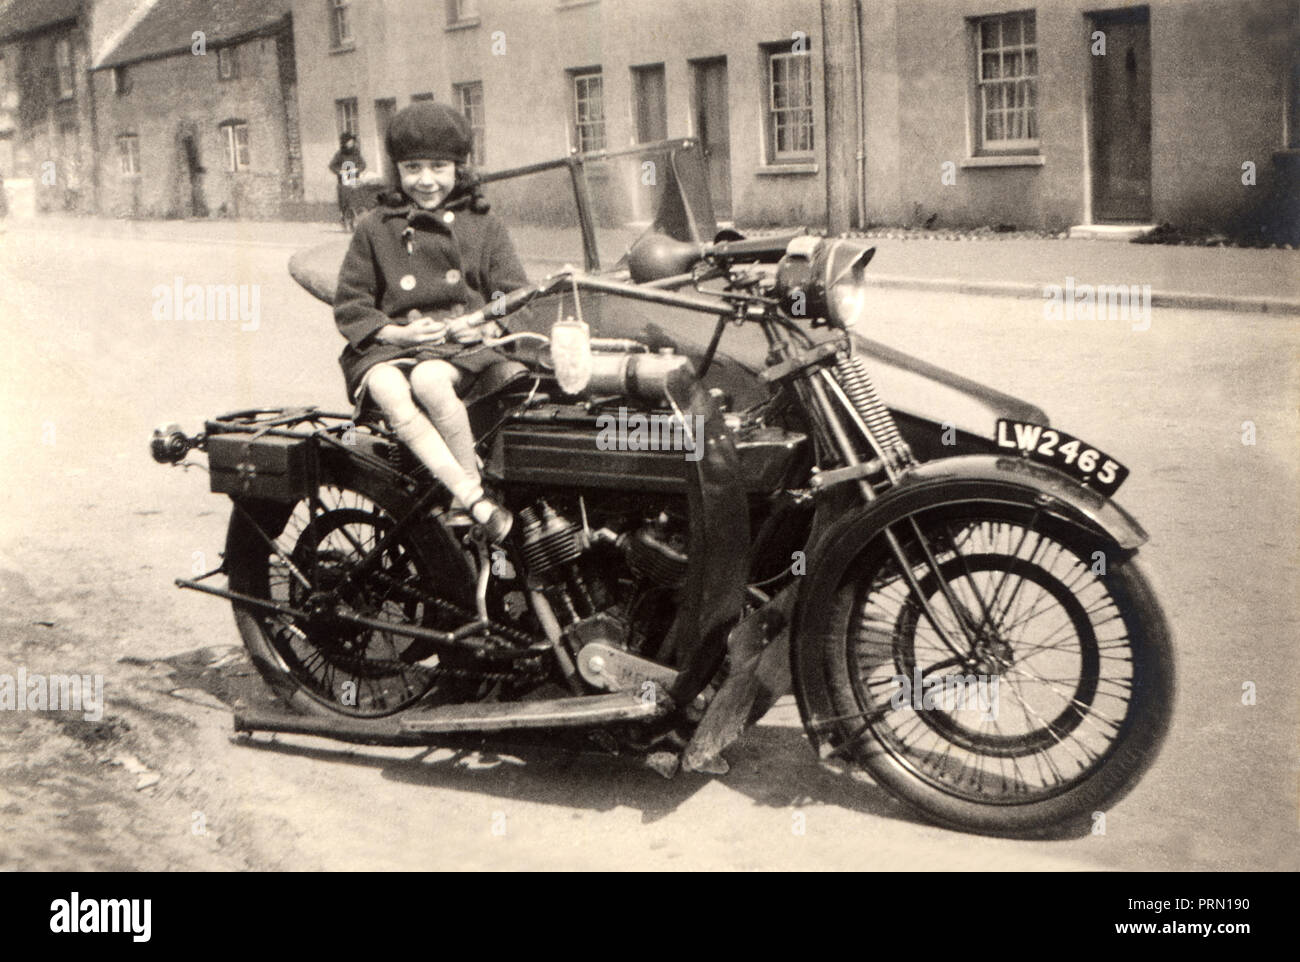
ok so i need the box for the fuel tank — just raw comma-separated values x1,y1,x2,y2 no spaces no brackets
483,400,806,494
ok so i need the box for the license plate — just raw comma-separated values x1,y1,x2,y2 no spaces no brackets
995,420,1129,497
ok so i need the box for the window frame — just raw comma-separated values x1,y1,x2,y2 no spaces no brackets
453,81,485,165
55,36,75,100
446,0,480,28
330,0,354,49
970,11,1040,155
763,43,814,164
569,68,606,154
116,133,140,176
216,46,238,81
220,121,250,172
335,97,359,139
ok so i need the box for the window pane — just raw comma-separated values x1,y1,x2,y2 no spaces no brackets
980,19,999,50
982,52,1000,80
1022,15,1035,44
985,110,1003,142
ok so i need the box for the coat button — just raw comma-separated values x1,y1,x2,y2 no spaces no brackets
442,211,455,224
445,269,461,284
399,274,416,291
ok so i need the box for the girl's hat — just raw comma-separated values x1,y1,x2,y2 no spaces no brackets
386,102,472,163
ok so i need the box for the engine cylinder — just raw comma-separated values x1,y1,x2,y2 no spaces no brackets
518,502,583,575
625,524,689,587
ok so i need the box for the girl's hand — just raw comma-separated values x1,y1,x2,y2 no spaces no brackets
375,318,447,347
446,310,487,345
408,317,449,345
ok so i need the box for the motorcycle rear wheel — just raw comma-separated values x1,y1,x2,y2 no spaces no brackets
224,464,481,718
821,501,1174,838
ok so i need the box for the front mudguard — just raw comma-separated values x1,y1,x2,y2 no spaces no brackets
790,453,1150,755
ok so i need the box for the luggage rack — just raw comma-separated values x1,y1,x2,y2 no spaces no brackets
202,406,365,443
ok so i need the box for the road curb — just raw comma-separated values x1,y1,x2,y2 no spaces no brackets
864,274,1300,316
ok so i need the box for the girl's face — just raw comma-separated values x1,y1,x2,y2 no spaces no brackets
398,159,457,209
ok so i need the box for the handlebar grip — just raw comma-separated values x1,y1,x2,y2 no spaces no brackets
469,285,541,327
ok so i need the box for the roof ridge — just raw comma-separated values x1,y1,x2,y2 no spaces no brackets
92,0,163,69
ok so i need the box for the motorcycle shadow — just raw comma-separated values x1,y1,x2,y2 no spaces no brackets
228,711,926,829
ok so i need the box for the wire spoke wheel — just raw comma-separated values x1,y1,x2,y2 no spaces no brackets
226,470,480,718
822,499,1173,836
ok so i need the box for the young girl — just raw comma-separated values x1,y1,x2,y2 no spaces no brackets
333,102,527,540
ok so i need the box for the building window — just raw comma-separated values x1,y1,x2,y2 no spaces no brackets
454,81,485,165
973,11,1038,152
111,65,131,96
335,97,359,138
221,122,250,171
446,0,480,26
330,0,353,48
117,134,140,175
217,47,238,81
55,36,75,99
570,69,605,153
765,44,813,162
411,92,434,102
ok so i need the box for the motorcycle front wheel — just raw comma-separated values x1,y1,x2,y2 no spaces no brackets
820,501,1174,838
224,463,481,718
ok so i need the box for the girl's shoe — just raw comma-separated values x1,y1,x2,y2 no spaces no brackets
469,497,513,543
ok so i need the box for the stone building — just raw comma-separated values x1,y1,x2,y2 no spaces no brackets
289,0,824,226
287,0,1297,235
90,0,302,219
1,0,97,214
855,0,1299,234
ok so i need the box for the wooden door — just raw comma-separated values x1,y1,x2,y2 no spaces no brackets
632,64,667,143
691,57,731,220
1090,10,1152,222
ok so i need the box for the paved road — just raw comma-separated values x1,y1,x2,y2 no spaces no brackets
0,221,1296,870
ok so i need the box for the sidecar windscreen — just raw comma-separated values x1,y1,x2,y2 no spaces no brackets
480,138,717,274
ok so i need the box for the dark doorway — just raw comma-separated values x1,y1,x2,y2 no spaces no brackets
374,97,396,149
691,57,731,220
181,132,207,217
1089,7,1152,222
632,64,667,143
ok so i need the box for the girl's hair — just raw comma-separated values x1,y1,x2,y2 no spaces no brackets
380,159,490,213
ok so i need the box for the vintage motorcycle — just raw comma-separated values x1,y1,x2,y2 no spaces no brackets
150,139,1173,837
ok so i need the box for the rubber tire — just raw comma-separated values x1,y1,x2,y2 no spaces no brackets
820,517,1174,839
224,460,475,718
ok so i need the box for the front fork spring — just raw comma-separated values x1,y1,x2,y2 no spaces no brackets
832,352,914,469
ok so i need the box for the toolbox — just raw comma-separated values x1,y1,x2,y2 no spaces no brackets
206,432,317,501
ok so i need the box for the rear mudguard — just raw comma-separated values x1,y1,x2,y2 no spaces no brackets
789,453,1149,755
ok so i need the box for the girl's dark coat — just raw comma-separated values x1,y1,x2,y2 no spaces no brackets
333,193,529,401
